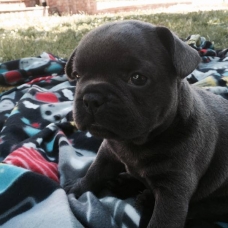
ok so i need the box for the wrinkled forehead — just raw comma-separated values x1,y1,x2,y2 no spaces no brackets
84,23,158,51
74,23,160,74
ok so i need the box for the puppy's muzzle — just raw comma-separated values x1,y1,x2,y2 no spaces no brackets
83,93,105,114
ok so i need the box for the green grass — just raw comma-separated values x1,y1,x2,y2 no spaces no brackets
0,9,228,92
1,10,228,63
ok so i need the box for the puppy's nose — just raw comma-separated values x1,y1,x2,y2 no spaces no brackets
83,93,105,114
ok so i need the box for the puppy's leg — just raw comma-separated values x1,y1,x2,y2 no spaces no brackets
147,181,191,228
147,193,188,228
67,141,125,197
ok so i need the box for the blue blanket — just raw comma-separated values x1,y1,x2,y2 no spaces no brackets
1,41,228,228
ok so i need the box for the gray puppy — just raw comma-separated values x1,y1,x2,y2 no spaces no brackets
65,20,228,228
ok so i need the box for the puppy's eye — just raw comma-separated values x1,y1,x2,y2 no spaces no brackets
71,71,81,80
129,74,147,86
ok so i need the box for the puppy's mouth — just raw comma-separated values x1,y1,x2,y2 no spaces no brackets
75,109,151,143
86,123,149,145
88,123,119,139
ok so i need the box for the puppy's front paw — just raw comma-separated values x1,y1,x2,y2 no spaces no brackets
64,178,85,198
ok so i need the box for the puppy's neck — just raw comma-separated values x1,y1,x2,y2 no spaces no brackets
146,79,195,143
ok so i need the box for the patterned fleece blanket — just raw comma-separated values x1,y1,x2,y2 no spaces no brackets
1,37,228,228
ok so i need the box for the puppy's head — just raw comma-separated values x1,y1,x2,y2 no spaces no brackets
66,20,200,144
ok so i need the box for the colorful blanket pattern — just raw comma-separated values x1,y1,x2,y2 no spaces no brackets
0,43,228,228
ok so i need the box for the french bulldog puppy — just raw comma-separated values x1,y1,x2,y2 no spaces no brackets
65,20,228,228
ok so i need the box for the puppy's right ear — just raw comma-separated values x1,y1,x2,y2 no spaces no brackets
65,48,77,80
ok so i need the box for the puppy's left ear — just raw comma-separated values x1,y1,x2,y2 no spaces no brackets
156,26,201,78
65,48,77,80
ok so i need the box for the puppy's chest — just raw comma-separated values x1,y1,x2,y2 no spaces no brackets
111,142,173,179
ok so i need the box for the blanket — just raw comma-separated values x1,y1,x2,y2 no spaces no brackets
1,38,228,228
